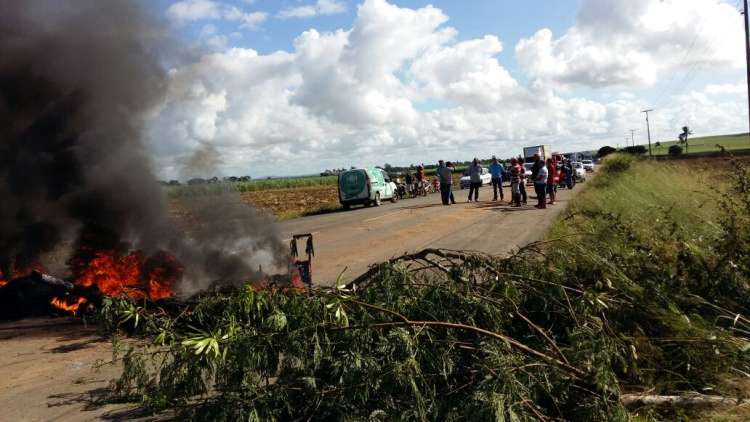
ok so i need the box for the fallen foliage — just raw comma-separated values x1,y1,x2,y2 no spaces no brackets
99,154,750,421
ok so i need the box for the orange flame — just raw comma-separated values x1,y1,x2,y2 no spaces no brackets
50,296,87,315
73,250,181,300
0,263,47,288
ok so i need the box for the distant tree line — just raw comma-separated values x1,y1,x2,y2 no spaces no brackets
159,176,253,186
597,125,693,159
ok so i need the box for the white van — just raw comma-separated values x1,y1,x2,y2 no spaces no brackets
338,167,398,209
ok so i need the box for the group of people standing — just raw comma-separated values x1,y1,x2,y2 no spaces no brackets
434,154,559,209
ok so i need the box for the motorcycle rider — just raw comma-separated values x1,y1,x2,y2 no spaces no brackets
415,165,425,195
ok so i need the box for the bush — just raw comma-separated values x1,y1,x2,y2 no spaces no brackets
598,146,617,158
600,153,633,174
668,145,682,156
622,145,647,155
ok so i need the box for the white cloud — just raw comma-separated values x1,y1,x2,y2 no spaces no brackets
410,36,519,110
150,0,749,178
277,0,347,19
167,0,221,22
224,6,268,29
516,0,745,89
704,82,747,95
167,0,267,30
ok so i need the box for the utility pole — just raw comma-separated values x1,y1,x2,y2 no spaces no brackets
744,0,750,138
642,109,654,157
630,129,636,147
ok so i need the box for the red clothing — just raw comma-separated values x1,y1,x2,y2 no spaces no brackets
511,164,522,183
547,163,557,184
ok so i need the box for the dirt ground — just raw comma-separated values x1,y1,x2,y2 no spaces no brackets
240,186,339,218
0,318,153,422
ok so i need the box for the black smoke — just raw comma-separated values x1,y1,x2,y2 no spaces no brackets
0,0,287,293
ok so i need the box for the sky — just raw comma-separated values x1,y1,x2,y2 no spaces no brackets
145,0,750,178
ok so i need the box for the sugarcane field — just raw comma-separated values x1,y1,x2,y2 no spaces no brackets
4,1,750,421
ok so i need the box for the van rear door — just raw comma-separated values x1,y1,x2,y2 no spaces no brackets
339,170,367,202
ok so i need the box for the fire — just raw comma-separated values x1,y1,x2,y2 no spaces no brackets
76,251,143,297
50,296,87,315
73,250,182,300
0,263,47,288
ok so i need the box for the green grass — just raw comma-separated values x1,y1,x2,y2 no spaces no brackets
548,154,724,243
167,176,338,197
648,132,750,156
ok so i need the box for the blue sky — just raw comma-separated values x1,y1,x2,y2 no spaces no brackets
153,1,578,54
145,0,749,177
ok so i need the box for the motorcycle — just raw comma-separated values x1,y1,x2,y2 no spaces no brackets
557,163,575,189
413,180,429,197
394,178,408,200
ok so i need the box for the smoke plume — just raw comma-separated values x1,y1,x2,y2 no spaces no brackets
0,0,287,294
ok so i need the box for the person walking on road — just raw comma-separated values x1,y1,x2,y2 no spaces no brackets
437,160,453,206
467,158,482,202
509,157,523,207
489,156,505,201
534,159,549,209
546,158,557,205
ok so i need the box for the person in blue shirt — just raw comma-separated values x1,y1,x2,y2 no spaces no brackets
488,156,505,201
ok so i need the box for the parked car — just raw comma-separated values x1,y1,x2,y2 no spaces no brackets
582,160,595,172
338,167,398,209
460,167,492,189
571,162,587,180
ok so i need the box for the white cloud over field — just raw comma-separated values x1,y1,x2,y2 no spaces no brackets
516,0,744,89
151,0,749,178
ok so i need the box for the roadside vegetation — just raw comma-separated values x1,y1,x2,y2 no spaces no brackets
650,133,749,156
99,153,750,420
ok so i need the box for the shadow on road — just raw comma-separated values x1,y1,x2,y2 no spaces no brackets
401,203,448,210
471,202,538,213
47,388,164,421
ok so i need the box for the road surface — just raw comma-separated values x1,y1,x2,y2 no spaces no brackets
280,182,583,286
0,179,589,421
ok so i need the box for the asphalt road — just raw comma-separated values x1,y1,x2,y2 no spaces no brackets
279,180,587,286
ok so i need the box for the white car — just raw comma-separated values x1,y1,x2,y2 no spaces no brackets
522,163,534,182
581,160,595,172
460,168,492,189
571,162,587,180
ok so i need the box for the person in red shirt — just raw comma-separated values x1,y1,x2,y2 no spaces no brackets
546,158,557,205
509,157,523,207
